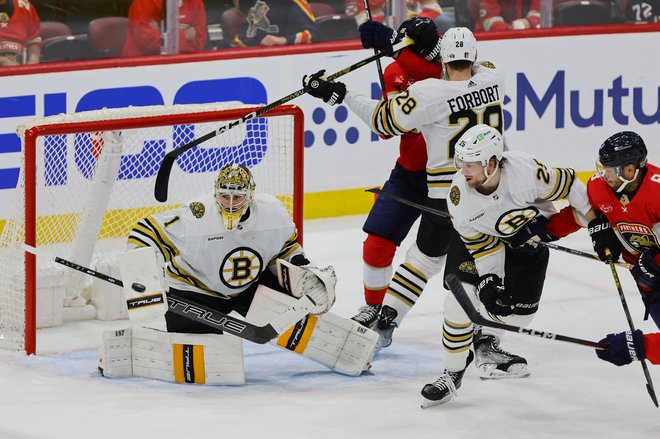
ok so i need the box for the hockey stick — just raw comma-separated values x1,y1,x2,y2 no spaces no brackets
153,38,412,203
539,241,633,270
367,188,633,269
362,0,388,100
23,245,316,344
605,249,658,407
445,273,607,348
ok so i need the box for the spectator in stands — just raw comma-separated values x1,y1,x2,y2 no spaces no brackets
122,0,207,57
231,0,320,46
475,0,541,31
0,0,41,65
345,0,454,32
623,0,660,22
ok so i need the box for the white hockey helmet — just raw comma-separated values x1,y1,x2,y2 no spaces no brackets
214,163,255,230
454,124,503,170
440,27,477,63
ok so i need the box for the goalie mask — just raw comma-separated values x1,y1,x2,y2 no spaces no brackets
215,164,255,230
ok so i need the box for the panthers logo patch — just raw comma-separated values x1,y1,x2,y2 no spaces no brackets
617,222,659,253
459,261,477,275
479,61,496,69
450,186,460,206
220,247,263,289
189,202,205,219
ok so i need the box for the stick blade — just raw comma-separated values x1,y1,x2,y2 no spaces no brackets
154,154,176,202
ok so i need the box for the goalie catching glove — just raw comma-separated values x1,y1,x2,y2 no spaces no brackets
303,70,346,106
276,259,337,315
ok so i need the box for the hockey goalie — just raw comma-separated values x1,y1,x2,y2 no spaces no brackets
99,163,378,384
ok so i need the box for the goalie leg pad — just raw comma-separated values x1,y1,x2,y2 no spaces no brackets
247,285,379,376
99,326,245,385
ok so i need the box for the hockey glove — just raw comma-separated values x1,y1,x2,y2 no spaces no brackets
398,17,441,61
303,70,346,106
587,216,622,262
632,248,660,292
359,20,399,56
476,274,514,316
508,216,558,254
596,329,645,366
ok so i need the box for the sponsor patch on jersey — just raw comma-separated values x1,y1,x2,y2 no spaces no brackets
479,61,496,69
617,222,659,252
598,204,613,213
495,207,539,236
189,202,205,219
220,247,263,289
450,186,460,206
459,261,477,275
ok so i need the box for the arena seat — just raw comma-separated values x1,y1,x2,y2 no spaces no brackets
553,0,615,26
316,14,359,41
40,21,73,42
221,8,247,43
309,2,336,18
40,35,100,62
88,17,129,58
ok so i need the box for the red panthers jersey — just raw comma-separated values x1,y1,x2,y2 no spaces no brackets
644,332,660,365
382,49,442,172
587,163,660,265
0,0,41,58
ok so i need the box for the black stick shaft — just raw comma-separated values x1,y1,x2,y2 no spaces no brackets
154,39,412,202
362,0,387,100
446,274,607,348
605,250,658,407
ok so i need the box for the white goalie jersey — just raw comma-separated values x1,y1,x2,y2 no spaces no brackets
127,192,303,298
447,151,592,278
344,61,505,198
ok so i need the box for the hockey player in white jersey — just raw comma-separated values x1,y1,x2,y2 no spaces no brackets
419,124,596,406
99,164,379,384
304,26,529,380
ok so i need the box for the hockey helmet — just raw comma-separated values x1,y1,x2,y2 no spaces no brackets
598,131,647,169
214,163,255,230
440,27,477,63
454,124,504,171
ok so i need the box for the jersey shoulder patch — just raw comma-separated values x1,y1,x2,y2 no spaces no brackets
450,185,461,206
188,201,206,219
478,61,496,69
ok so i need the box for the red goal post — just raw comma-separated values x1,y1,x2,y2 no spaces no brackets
0,103,304,355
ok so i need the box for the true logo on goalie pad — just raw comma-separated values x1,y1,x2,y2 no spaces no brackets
220,247,263,289
276,314,318,354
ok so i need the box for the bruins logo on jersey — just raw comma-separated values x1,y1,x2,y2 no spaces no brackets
459,261,477,275
450,186,461,206
479,61,496,69
495,208,539,236
617,222,659,253
189,202,205,219
220,247,263,289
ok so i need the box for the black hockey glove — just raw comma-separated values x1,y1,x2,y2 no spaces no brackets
596,329,645,366
397,17,441,61
359,20,399,56
587,216,622,262
303,70,346,106
476,274,514,316
508,216,558,254
632,248,660,293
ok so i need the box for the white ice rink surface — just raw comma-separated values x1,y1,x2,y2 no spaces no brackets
1,214,659,439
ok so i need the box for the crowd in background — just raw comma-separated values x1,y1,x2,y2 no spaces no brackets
0,0,658,66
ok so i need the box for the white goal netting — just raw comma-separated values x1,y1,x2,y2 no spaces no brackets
0,103,303,353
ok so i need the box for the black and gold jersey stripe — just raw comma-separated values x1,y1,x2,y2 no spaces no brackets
128,217,179,263
460,231,503,259
542,167,576,201
427,167,456,188
268,229,301,266
371,99,410,138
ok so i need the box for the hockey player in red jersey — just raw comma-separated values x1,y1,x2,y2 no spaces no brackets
586,131,660,366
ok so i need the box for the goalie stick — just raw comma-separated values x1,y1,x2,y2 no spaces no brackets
154,38,413,202
367,187,632,269
445,274,607,349
604,249,658,408
23,245,316,344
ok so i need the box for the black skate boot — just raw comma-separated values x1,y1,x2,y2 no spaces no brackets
351,304,381,328
421,351,474,408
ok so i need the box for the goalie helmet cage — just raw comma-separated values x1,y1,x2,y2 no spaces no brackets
0,103,304,355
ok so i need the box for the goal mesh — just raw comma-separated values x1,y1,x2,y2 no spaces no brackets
0,103,304,354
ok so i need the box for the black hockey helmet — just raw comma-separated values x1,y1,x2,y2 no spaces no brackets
598,131,647,169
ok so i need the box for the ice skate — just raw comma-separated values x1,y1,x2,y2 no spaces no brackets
421,351,474,408
373,305,398,353
351,303,381,328
473,332,530,380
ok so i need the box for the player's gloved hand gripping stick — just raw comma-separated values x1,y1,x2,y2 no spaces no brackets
154,37,413,203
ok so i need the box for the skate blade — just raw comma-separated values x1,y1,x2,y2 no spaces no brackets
478,363,531,380
420,393,456,408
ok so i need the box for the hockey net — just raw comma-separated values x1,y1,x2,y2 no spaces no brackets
0,103,304,354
